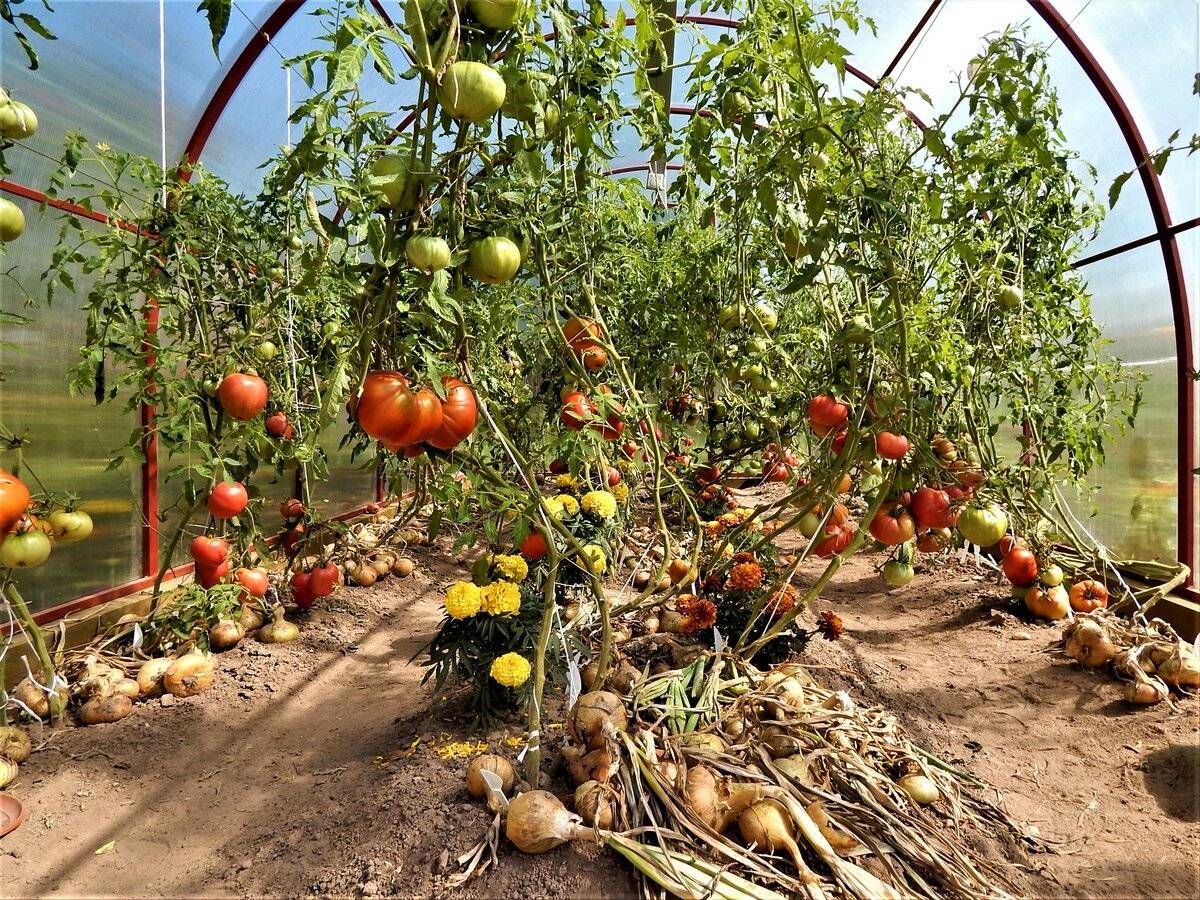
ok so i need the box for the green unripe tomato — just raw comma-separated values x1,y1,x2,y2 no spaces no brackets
1040,564,1064,587
405,234,452,273
718,304,741,330
750,374,771,393
724,434,743,451
808,151,829,171
882,561,915,588
202,377,220,397
255,341,279,361
0,99,38,140
0,197,26,242
743,420,761,440
322,321,340,340
288,234,304,251
997,284,1023,309
268,266,285,282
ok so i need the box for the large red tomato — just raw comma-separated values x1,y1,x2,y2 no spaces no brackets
869,506,916,546
218,373,268,420
309,563,339,598
190,536,230,567
0,467,31,537
911,487,956,529
355,371,444,446
426,377,479,450
762,460,790,483
808,395,849,431
875,431,911,460
283,523,306,551
280,498,305,520
561,390,594,430
266,412,294,439
207,481,249,520
196,558,231,588
605,465,622,487
1002,547,1039,586
234,566,270,598
291,570,315,609
563,315,602,353
1068,580,1109,612
813,521,856,558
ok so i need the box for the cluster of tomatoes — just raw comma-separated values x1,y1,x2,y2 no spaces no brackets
355,372,478,454
997,535,1110,620
0,467,94,570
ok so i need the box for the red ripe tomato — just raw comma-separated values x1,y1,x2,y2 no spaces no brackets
189,536,230,567
291,570,315,609
0,467,31,537
549,459,568,475
1002,547,1039,586
404,444,426,459
309,563,339,598
869,506,916,546
355,371,444,447
605,466,621,487
218,373,269,420
234,566,270,598
637,420,664,441
266,412,293,438
998,534,1024,556
697,464,721,484
283,523,306,551
207,481,249,520
911,487,956,529
830,431,847,455
813,521,856,558
520,531,548,561
426,377,478,450
563,315,602,355
593,411,624,441
280,498,305,520
762,461,790,483
875,431,911,460
561,390,594,430
196,558,231,588
1068,579,1109,612
808,395,849,431
619,441,640,460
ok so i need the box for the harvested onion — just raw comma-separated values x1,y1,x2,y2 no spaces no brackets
1158,646,1200,689
163,649,215,698
392,557,415,577
575,780,616,829
1124,680,1167,705
466,754,515,799
137,658,173,697
505,790,588,854
78,693,133,725
684,764,765,833
258,607,299,643
567,691,627,750
0,758,16,789
0,726,31,763
898,773,939,805
210,618,245,651
1064,620,1118,668
237,603,265,632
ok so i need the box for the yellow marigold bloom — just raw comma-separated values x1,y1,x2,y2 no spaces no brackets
611,481,630,503
727,561,764,592
581,490,618,520
577,543,607,575
546,494,580,518
734,507,755,522
701,519,723,537
555,473,581,492
492,553,528,582
444,581,482,619
717,512,739,528
480,581,522,616
490,652,532,688
616,459,634,473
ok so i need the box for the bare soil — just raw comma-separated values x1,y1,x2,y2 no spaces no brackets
3,540,1197,899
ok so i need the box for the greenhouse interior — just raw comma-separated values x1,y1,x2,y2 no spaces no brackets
0,0,1198,896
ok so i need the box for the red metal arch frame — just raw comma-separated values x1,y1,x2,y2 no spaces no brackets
0,0,1195,623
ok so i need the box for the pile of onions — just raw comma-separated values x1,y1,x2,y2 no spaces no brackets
683,765,765,833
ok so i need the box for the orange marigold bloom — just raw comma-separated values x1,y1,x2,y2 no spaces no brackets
726,561,764,592
817,610,844,640
677,596,717,635
732,551,757,565
766,584,797,618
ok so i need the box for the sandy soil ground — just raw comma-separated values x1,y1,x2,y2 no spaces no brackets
3,539,1197,898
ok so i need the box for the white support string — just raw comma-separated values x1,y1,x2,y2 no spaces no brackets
158,0,167,204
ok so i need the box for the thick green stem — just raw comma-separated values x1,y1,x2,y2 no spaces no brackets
5,581,65,723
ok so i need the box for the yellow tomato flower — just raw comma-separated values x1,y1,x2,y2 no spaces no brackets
490,652,532,688
444,581,482,619
581,490,618,520
481,581,522,616
492,553,528,582
577,543,607,575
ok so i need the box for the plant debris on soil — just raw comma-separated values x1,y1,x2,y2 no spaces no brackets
3,538,1196,899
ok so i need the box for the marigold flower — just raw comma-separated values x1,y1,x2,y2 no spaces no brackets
444,581,482,619
701,520,723,538
733,551,757,565
546,494,580,518
817,610,844,640
765,584,797,618
555,473,581,492
611,482,630,503
726,561,764,592
676,596,717,635
717,512,739,528
490,652,532,688
581,490,618,520
480,581,522,616
577,543,607,575
492,553,529,583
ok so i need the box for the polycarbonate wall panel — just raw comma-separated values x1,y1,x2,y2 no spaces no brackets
1068,244,1178,564
838,0,930,80
1073,0,1200,225
1174,225,1200,579
0,203,140,613
311,420,377,517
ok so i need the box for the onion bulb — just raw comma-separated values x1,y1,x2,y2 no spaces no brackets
352,566,377,587
237,603,265,632
505,790,588,853
1123,679,1167,705
209,618,245,651
574,780,616,829
680,732,727,755
110,678,140,700
78,693,134,725
761,725,804,759
392,557,415,577
137,658,173,697
684,765,765,833
806,799,862,855
258,607,299,643
13,677,61,718
567,691,627,750
0,758,16,789
163,649,216,697
466,754,515,799
1064,620,1118,668
738,800,806,871
0,726,31,763
659,608,687,634
898,773,939,805
1157,646,1200,689
775,754,810,785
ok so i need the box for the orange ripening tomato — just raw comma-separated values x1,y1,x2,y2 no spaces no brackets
355,371,444,447
0,468,32,537
916,528,952,553
426,377,478,450
1068,580,1109,613
563,315,602,355
813,521,856,558
808,394,849,431
234,567,270,598
218,373,269,420
869,506,916,546
874,431,911,460
560,390,594,430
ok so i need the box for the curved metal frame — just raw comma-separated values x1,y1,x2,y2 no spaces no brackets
1,0,1195,622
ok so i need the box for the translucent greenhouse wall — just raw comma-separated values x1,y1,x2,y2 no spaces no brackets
1,0,1197,620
